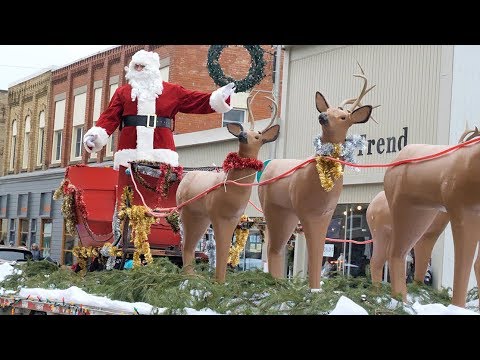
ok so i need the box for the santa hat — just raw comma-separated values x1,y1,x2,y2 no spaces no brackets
125,49,161,72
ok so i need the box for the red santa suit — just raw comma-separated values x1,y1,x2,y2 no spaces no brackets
83,49,233,169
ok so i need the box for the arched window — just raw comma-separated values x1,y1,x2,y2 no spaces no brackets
9,120,17,171
37,111,45,166
22,115,31,169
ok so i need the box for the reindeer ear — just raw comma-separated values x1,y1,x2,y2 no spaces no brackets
261,124,280,144
316,92,329,113
227,123,244,137
350,105,372,124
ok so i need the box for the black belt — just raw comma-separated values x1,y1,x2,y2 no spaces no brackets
122,115,172,129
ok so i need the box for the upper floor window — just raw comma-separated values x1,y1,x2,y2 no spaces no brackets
37,111,45,167
22,115,31,170
222,92,249,127
52,99,65,164
222,108,246,127
54,131,62,162
9,120,17,171
71,92,86,161
160,65,170,82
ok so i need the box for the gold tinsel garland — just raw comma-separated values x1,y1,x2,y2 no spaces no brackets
102,242,123,257
315,143,344,192
118,187,154,268
53,179,77,236
227,215,250,267
72,245,100,276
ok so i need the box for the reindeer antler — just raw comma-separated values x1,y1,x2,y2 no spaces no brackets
458,126,480,143
246,90,278,132
339,61,380,123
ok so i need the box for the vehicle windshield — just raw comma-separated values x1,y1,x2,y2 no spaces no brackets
0,250,31,261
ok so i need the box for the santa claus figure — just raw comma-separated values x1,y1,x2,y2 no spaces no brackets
83,49,235,169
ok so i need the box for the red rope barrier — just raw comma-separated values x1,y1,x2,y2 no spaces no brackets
144,136,480,215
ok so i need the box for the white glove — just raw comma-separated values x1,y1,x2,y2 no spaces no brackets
221,82,236,100
83,134,96,151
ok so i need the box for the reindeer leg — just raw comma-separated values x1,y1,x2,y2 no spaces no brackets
413,211,449,283
370,227,390,285
181,210,211,275
389,203,438,302
300,211,333,290
450,211,480,307
263,205,298,279
474,242,480,309
211,217,239,283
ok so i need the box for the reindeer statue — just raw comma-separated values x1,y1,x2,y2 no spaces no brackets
367,130,480,285
384,126,480,307
258,66,376,290
367,190,450,284
176,95,280,283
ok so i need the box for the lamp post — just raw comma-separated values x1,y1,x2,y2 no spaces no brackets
269,45,282,160
347,207,353,277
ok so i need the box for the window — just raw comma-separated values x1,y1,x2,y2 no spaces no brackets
72,126,84,159
222,108,246,127
30,219,37,245
52,99,65,164
22,115,31,170
9,219,15,246
37,111,45,166
62,221,78,266
71,92,86,161
40,192,52,217
235,230,263,272
54,130,62,162
0,219,7,245
40,219,52,258
106,83,118,157
19,219,29,247
10,120,17,171
160,65,169,82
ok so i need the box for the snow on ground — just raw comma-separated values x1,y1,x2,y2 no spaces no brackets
0,263,478,315
18,286,160,315
0,263,21,282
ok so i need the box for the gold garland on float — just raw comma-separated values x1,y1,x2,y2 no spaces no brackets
227,214,251,267
102,242,123,257
118,187,155,268
315,143,344,192
72,246,100,276
72,243,123,276
53,179,87,236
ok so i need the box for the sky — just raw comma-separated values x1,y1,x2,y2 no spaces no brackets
0,263,478,315
0,45,118,90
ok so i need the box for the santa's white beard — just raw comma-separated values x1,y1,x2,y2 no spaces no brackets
126,67,163,102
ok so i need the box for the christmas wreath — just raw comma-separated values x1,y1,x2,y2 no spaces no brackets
207,45,266,93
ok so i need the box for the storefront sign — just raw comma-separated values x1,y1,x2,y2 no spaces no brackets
358,126,409,156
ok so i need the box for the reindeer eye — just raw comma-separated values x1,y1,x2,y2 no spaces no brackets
341,116,346,120
255,135,260,139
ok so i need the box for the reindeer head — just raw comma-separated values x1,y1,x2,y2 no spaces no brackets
316,63,379,144
226,93,280,157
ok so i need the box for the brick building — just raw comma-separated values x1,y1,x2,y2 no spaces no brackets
0,90,7,176
0,44,280,264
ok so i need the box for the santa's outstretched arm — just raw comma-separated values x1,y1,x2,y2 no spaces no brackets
177,82,235,114
83,90,123,153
